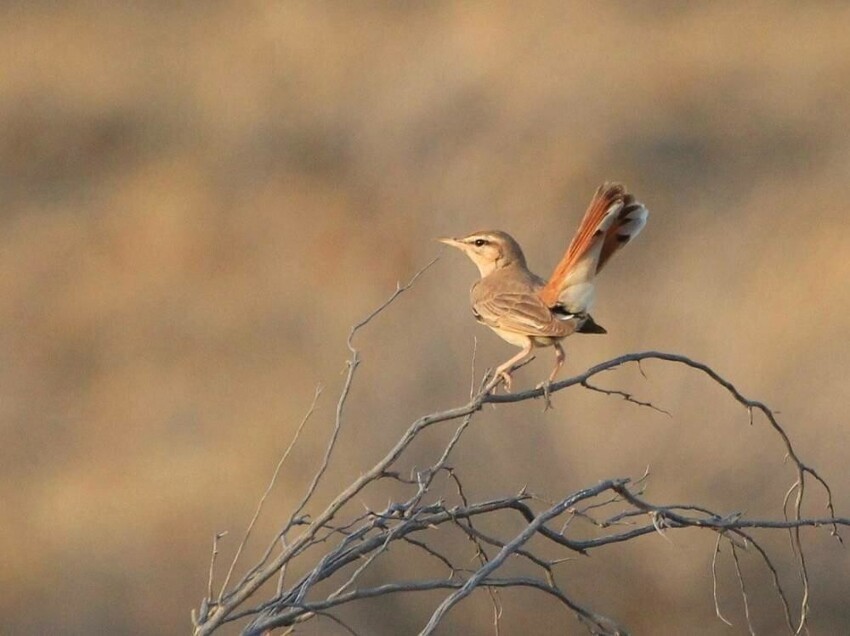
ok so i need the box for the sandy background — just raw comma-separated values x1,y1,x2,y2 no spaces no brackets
2,2,850,634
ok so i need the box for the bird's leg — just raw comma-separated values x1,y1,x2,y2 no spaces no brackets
536,342,565,410
489,341,534,393
548,341,566,384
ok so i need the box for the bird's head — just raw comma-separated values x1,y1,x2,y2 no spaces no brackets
438,230,526,278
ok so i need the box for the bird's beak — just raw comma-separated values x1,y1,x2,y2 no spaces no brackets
438,237,464,249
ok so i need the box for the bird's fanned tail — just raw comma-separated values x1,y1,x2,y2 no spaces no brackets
538,182,647,310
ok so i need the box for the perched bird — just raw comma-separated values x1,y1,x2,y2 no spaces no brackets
440,182,647,391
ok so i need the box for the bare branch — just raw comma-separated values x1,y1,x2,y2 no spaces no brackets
247,577,626,636
712,535,734,627
288,257,440,530
194,265,847,636
731,541,756,636
419,479,630,635
580,378,672,416
208,532,227,601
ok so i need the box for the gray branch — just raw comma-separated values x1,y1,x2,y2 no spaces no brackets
192,262,847,636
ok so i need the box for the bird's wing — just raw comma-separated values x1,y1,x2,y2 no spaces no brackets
473,291,568,337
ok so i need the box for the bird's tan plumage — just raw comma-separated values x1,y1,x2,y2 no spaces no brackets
471,267,576,341
440,182,647,391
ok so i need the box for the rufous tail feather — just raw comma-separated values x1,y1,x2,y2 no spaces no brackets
538,183,647,308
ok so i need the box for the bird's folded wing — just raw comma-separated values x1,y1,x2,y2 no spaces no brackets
473,292,564,336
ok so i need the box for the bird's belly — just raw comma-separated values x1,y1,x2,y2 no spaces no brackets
489,326,534,347
488,326,569,348
531,335,565,347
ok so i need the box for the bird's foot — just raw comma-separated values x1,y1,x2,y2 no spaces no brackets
498,371,513,392
483,369,512,395
535,380,554,411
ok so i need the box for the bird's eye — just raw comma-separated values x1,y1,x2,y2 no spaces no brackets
473,239,488,247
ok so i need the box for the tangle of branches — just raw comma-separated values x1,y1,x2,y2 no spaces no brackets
192,260,847,636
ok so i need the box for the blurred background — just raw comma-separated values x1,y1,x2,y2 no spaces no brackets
3,2,850,634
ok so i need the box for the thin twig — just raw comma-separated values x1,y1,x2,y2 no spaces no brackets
731,541,756,636
203,530,228,621
290,257,439,530
218,386,323,601
712,534,734,627
581,379,671,416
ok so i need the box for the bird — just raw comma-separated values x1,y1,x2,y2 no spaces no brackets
439,182,647,392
